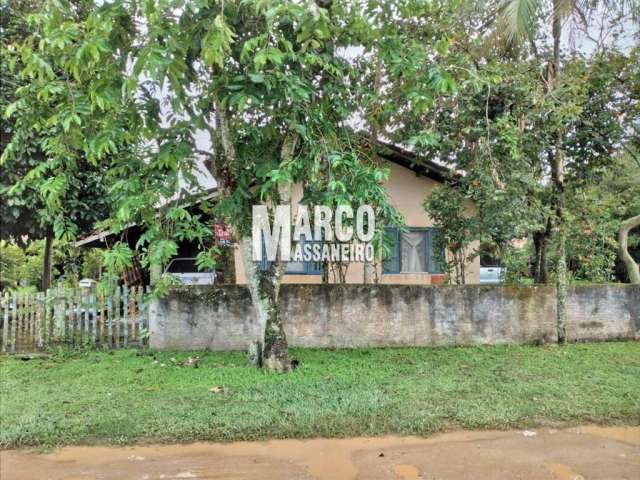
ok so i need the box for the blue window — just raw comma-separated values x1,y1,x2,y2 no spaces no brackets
286,236,323,275
383,227,443,274
258,234,322,275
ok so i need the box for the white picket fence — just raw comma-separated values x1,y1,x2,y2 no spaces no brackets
1,286,150,353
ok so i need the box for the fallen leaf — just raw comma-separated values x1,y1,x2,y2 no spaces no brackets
183,356,199,368
208,386,224,393
175,356,200,368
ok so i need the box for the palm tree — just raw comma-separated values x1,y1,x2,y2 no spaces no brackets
495,0,638,342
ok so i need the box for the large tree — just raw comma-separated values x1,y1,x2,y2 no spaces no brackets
416,1,638,294
3,0,452,370
493,0,638,341
1,0,111,290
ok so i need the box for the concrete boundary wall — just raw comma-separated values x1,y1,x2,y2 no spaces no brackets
149,285,640,350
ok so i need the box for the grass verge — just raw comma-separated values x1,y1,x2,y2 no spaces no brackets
1,342,639,448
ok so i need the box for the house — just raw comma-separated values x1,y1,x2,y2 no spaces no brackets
234,143,480,285
76,144,480,285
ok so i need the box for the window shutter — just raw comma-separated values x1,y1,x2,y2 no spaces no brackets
306,237,323,274
427,228,444,273
382,228,400,273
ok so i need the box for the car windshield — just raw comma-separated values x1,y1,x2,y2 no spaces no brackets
165,258,206,273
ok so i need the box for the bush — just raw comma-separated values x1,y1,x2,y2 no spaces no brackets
0,241,26,289
502,242,534,285
81,248,104,280
0,240,106,291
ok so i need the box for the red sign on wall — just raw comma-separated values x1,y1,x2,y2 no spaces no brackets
213,223,233,247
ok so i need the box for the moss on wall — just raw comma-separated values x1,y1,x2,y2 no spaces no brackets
150,284,639,351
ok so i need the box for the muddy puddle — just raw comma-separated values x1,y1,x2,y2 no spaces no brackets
1,426,638,479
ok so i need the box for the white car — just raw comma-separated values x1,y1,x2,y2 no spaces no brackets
479,266,506,284
163,258,216,285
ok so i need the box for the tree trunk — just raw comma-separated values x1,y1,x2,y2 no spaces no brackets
532,218,551,284
240,236,290,372
240,134,297,372
261,281,290,372
452,249,466,285
261,135,296,371
551,0,567,344
42,225,54,291
619,214,640,284
552,140,568,344
240,237,267,360
555,206,568,344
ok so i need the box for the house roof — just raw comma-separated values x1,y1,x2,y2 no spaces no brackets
75,142,452,247
377,142,451,183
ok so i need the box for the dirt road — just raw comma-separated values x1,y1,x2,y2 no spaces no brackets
1,426,638,480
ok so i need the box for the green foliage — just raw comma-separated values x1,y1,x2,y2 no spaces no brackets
0,0,111,243
0,241,26,289
195,246,221,272
418,6,639,285
0,0,44,241
102,242,133,276
20,241,49,287
565,156,640,283
81,248,104,280
497,0,639,44
0,239,106,290
2,0,637,294
424,184,478,284
3,0,452,290
502,242,535,285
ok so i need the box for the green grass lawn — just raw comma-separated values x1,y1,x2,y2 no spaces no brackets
1,342,639,448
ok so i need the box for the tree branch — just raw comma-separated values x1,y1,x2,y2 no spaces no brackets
619,214,640,284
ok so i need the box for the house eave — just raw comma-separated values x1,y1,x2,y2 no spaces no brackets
376,142,452,183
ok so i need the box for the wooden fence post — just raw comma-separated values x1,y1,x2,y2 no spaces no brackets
122,287,129,348
1,283,153,351
114,286,121,348
99,291,105,345
16,293,22,351
29,293,35,349
2,292,9,352
137,286,144,345
107,293,113,348
91,292,97,345
144,285,150,346
10,292,17,353
45,291,50,346
25,293,31,350
129,287,136,342
57,287,66,344
35,292,43,348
